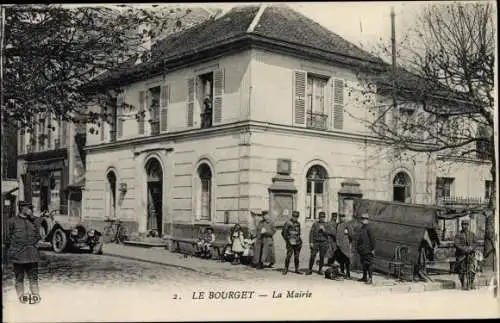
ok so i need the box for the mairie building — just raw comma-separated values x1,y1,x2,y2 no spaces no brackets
81,4,492,260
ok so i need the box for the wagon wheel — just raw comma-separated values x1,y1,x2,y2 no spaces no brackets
52,229,67,253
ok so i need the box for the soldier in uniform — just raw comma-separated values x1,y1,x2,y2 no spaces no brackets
454,218,478,290
281,211,303,275
336,214,353,279
5,201,42,303
306,211,329,275
252,210,277,269
356,213,376,284
325,212,338,266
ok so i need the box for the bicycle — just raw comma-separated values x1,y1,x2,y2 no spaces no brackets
102,218,128,244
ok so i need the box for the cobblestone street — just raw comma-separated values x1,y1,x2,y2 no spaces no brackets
3,250,498,322
2,251,229,293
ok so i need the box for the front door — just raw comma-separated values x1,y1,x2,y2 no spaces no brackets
147,182,163,236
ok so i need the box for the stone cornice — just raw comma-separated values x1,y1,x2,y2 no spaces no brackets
86,121,389,154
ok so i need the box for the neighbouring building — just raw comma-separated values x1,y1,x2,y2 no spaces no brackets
82,5,493,262
16,114,87,218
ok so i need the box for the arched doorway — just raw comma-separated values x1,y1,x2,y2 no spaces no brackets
105,171,117,218
196,163,212,221
393,171,412,203
146,158,163,236
306,165,328,220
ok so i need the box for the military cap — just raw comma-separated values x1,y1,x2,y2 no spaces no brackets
318,211,326,217
18,201,32,208
461,219,470,224
360,213,369,219
292,211,300,217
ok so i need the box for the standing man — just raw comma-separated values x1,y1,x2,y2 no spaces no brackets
325,212,338,266
336,214,353,279
281,211,303,275
5,201,42,303
306,211,329,275
356,213,375,284
252,210,277,269
454,219,478,290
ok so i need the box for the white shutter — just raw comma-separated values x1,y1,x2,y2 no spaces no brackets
294,71,306,126
213,69,225,124
187,78,195,127
138,91,146,135
160,85,170,132
332,79,344,130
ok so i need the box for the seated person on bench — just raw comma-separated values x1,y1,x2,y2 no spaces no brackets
197,227,216,258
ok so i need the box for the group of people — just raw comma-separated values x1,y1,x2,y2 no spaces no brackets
280,210,375,283
202,209,377,284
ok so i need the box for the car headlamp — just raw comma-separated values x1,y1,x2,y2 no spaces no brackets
71,229,78,236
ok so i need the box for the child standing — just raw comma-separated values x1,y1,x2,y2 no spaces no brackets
229,224,245,264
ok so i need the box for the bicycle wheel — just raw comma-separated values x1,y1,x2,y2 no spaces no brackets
116,225,128,244
102,225,115,243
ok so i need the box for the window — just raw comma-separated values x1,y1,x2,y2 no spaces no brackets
436,177,455,202
485,180,493,202
306,75,327,130
196,163,212,221
199,72,214,129
149,86,161,135
306,165,328,219
393,171,412,203
476,125,491,160
105,171,117,219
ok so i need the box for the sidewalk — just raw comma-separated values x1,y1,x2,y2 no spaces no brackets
102,244,497,293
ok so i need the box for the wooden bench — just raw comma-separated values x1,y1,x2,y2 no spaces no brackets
166,235,199,255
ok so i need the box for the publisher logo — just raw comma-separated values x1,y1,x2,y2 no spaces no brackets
20,294,41,305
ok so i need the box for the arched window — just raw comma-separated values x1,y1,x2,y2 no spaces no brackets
306,165,328,219
196,163,212,221
393,171,412,203
105,171,117,218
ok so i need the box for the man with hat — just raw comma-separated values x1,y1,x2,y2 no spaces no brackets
5,201,42,303
325,212,339,267
335,213,353,279
281,210,303,275
252,209,276,269
454,218,478,290
306,211,329,275
356,213,375,284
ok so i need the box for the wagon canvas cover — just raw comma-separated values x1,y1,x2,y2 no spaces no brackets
351,199,441,275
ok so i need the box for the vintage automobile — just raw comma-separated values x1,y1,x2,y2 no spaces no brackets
38,209,104,254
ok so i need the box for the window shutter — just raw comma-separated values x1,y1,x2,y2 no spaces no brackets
138,91,146,134
160,85,170,132
19,129,25,154
117,117,124,138
333,79,344,129
294,71,306,125
213,69,225,124
23,173,32,203
100,111,105,142
187,78,195,127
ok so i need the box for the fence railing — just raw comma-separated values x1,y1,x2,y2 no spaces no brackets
437,196,489,207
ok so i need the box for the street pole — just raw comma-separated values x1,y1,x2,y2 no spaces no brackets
391,7,397,110
1,5,6,182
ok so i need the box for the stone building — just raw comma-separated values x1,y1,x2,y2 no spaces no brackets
82,4,492,258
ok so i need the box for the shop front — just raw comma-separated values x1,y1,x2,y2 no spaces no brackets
23,157,69,215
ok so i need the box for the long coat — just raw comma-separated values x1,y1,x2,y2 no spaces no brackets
252,219,277,265
324,220,338,259
454,230,477,275
336,221,353,258
5,215,41,264
356,224,376,257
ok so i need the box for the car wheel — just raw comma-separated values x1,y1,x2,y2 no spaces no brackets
52,229,68,253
